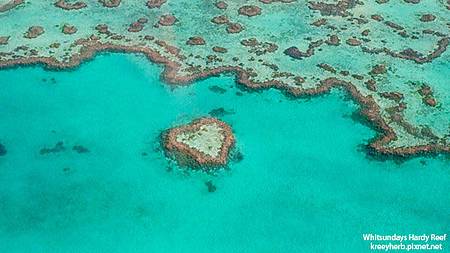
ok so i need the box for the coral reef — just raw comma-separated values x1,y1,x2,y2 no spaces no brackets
147,0,166,9
62,24,78,35
0,0,23,12
54,0,87,10
23,26,44,39
0,0,449,157
162,118,235,168
0,143,6,156
40,141,65,155
99,0,121,8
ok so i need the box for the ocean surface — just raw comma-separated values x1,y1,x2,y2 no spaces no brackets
0,53,449,252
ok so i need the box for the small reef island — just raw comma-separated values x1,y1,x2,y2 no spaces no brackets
162,118,235,169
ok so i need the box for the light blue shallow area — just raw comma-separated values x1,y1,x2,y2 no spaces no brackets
0,54,449,252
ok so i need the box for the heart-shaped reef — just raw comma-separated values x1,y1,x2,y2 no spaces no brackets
162,117,235,169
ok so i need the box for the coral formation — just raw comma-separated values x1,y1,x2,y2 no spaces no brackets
0,0,449,157
0,143,6,156
162,118,235,168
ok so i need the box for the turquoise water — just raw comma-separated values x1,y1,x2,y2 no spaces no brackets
0,54,449,252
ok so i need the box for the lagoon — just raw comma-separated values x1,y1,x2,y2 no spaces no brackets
0,53,449,252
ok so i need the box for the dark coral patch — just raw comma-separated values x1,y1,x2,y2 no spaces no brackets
205,180,217,192
226,23,243,33
365,79,377,92
0,36,10,45
0,143,6,156
128,22,144,33
238,5,262,17
311,18,327,27
54,0,87,10
241,38,278,55
317,63,336,73
284,46,304,59
40,141,65,155
138,17,149,24
404,0,420,4
186,36,206,46
158,14,177,26
371,14,384,22
24,26,45,39
370,64,387,75
259,0,295,3
212,46,227,53
418,84,438,107
99,0,121,8
326,35,340,45
215,1,228,9
346,38,361,46
420,14,436,22
50,42,61,49
62,24,77,35
209,107,234,117
211,15,229,25
308,0,357,17
73,145,90,153
0,0,23,12
209,85,227,94
95,24,110,35
380,92,404,102
147,0,166,8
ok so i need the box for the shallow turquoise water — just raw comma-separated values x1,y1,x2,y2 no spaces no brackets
0,54,449,252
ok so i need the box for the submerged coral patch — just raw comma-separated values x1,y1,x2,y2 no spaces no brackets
62,24,78,35
40,141,65,155
24,26,44,39
0,0,23,12
147,0,166,9
54,0,87,10
0,36,9,45
238,5,262,17
98,0,121,8
0,143,6,156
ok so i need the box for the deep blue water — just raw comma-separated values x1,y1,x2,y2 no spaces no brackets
0,54,449,252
